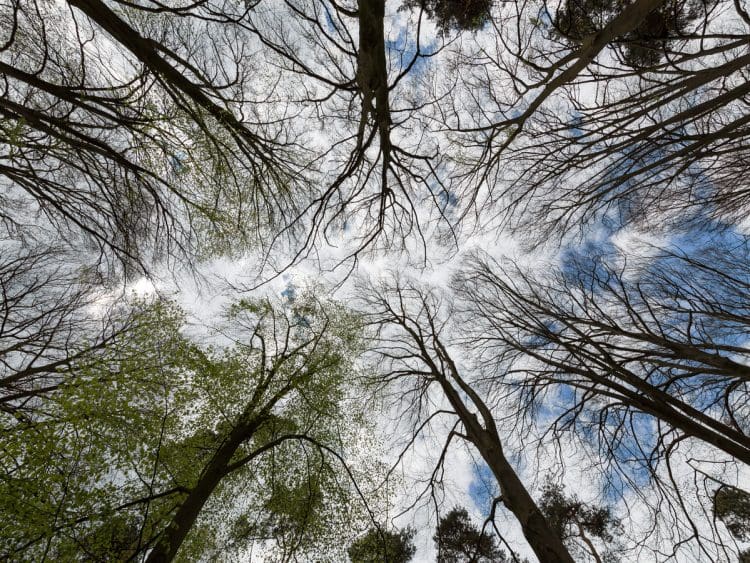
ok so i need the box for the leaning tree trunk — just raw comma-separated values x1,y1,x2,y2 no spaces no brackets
436,371,576,563
145,417,263,562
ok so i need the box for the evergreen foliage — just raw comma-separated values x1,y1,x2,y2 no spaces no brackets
348,526,417,563
401,0,493,33
434,507,508,562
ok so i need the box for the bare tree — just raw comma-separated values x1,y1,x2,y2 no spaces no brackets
455,247,750,465
360,277,576,563
452,242,750,559
437,0,750,242
239,0,459,266
1,0,310,275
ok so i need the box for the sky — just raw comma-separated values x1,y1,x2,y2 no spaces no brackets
60,0,750,560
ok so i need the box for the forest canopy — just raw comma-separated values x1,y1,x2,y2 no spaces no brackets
1,0,750,561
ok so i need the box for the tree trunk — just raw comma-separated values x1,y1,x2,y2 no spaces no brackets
436,374,576,563
473,429,575,563
357,0,392,192
145,418,262,562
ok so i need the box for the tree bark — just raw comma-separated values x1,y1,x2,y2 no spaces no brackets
145,418,263,563
435,371,576,563
357,0,392,192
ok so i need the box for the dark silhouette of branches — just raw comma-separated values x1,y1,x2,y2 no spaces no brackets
456,248,750,465
360,277,575,563
0,244,145,417
239,1,453,269
1,0,307,275
440,0,750,243
451,244,750,559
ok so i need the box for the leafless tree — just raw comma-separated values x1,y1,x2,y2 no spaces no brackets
1,0,311,276
452,242,750,559
238,0,461,267
360,277,576,563
438,0,750,243
456,246,750,464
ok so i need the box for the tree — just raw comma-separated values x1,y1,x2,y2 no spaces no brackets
714,486,750,542
4,0,750,260
4,0,750,560
348,526,417,563
1,0,305,275
455,246,750,466
436,0,750,245
552,0,703,67
434,507,508,562
239,0,456,265
401,0,494,34
361,278,576,563
362,236,750,559
451,242,750,558
538,481,623,563
0,244,148,418
0,294,375,562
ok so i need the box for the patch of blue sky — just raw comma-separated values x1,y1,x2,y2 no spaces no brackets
558,163,747,286
518,320,562,353
558,237,617,287
667,215,748,256
559,223,749,354
546,387,657,492
655,219,749,306
568,112,584,139
386,26,435,78
168,149,188,174
560,133,721,246
437,188,459,213
321,3,340,34
595,418,657,505
281,283,296,302
422,167,459,215
534,4,554,28
469,461,498,516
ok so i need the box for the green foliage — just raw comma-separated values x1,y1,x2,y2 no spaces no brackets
434,507,507,562
401,0,493,34
0,117,26,155
714,486,750,541
538,480,623,562
0,297,188,561
552,0,705,67
348,526,417,563
0,294,370,562
76,514,141,562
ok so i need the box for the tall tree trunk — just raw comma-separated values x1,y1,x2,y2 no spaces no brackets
145,418,262,563
435,373,576,563
357,0,392,194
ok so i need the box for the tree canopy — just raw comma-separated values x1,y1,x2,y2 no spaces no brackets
348,526,417,563
0,295,376,561
2,0,750,560
434,507,508,562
